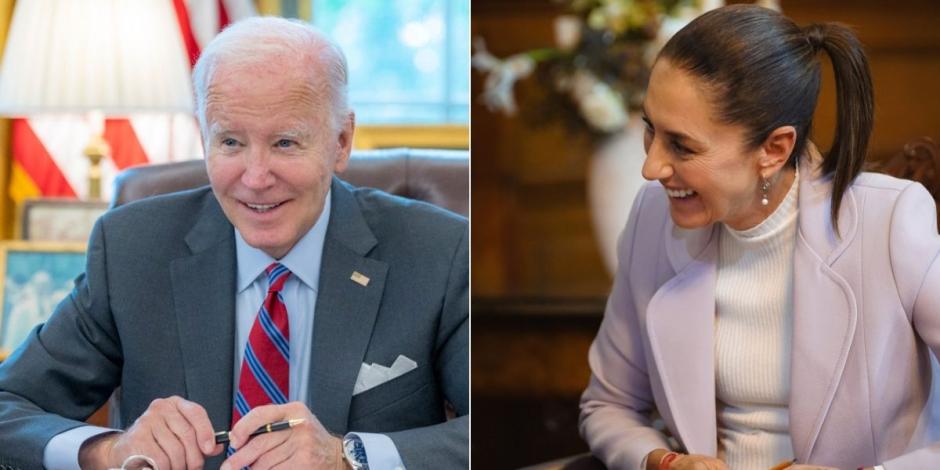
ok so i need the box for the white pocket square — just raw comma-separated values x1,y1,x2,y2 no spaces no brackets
353,355,418,396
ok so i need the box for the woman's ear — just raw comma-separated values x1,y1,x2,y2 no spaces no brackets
758,125,796,179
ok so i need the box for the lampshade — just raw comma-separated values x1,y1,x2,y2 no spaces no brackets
0,0,194,116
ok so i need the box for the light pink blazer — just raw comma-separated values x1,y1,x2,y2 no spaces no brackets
580,152,940,470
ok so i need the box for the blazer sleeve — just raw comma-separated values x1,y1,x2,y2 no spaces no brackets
580,184,672,470
880,182,940,468
0,218,122,468
386,227,468,469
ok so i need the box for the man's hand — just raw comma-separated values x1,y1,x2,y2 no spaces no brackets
79,396,222,470
221,401,346,470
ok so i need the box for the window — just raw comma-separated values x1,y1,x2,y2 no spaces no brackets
312,0,469,125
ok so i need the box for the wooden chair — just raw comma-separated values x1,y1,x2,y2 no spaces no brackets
869,137,940,223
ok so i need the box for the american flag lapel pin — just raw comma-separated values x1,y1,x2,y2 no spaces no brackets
350,271,370,286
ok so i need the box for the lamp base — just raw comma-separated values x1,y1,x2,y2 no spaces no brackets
83,133,110,200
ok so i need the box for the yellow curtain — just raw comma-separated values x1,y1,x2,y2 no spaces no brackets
255,0,311,21
0,0,15,239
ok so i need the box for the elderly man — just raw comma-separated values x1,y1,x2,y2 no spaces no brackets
0,17,467,470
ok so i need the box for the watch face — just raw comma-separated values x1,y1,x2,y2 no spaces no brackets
344,436,369,468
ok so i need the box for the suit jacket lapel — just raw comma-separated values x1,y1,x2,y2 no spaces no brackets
789,150,859,462
307,179,388,433
647,222,719,455
170,193,237,432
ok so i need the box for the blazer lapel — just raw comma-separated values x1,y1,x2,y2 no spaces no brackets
789,151,859,462
647,222,719,455
307,179,388,434
170,194,238,431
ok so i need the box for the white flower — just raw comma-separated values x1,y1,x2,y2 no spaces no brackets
471,38,535,115
578,82,628,132
555,70,627,132
473,0,762,136
554,15,582,51
568,69,599,97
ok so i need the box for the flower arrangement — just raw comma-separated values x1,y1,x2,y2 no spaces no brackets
472,0,734,138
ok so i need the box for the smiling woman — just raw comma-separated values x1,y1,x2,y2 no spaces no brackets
639,60,798,231
579,4,940,470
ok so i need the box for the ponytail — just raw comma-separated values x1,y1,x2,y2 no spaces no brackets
804,23,874,232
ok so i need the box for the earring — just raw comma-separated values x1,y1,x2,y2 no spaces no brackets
760,178,771,206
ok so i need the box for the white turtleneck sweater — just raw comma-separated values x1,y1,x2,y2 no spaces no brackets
714,173,799,470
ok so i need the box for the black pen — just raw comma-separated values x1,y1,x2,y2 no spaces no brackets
214,418,305,444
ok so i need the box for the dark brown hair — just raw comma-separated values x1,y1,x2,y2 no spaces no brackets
658,4,874,231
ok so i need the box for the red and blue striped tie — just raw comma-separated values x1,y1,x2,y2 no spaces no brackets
231,262,291,429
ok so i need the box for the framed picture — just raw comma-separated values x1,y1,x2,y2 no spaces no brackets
0,241,86,359
20,198,109,242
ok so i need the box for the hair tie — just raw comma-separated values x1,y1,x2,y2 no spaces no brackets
804,24,826,52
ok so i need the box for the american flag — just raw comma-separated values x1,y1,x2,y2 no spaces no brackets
9,0,258,203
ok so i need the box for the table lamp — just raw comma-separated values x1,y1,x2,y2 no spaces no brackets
0,0,194,199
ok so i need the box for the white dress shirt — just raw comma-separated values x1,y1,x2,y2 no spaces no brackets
44,190,403,469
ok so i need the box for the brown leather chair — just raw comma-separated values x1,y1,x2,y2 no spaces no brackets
111,147,469,217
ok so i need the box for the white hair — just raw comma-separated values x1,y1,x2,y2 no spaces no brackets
192,16,350,135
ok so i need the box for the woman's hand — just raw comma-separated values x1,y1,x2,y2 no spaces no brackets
669,454,730,469
646,449,729,470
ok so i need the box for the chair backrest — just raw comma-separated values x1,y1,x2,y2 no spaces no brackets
111,147,469,217
869,137,940,223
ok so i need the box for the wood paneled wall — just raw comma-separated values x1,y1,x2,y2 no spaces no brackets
471,0,611,299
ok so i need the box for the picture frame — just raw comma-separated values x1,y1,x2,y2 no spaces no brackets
0,241,87,360
19,198,109,242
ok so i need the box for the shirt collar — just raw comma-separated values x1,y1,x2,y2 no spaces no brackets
235,188,331,293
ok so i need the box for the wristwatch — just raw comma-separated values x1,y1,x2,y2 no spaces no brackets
343,434,369,470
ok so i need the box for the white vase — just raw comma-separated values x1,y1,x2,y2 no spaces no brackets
587,116,648,275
